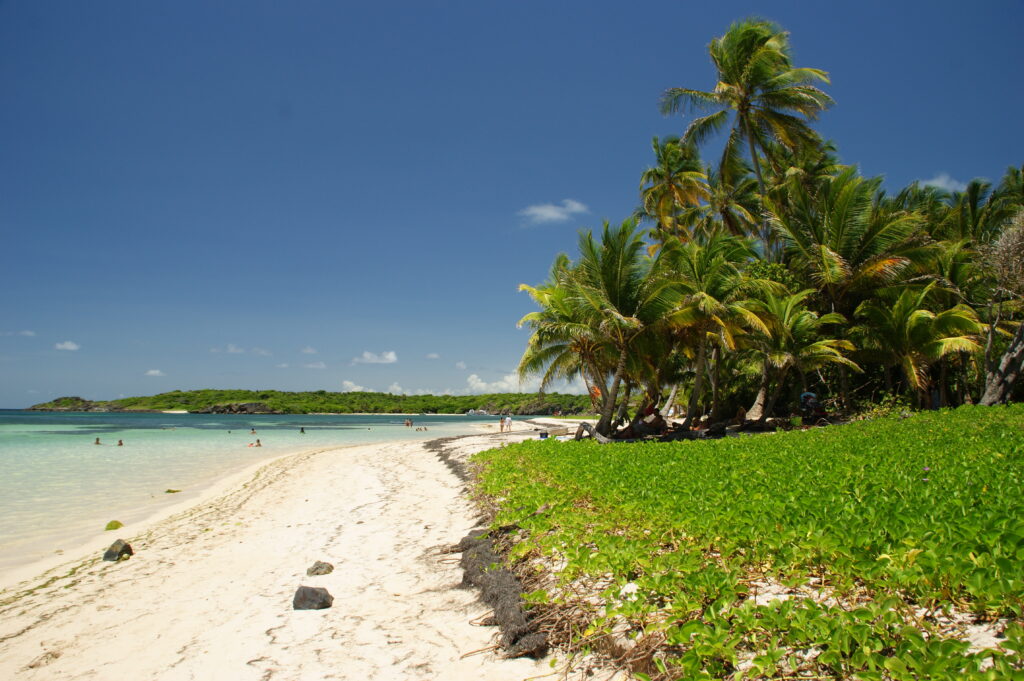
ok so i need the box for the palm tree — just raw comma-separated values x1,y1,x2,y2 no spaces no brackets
638,136,709,242
667,231,768,426
745,289,859,421
853,284,983,406
682,142,760,240
520,219,680,436
769,166,932,319
517,254,615,401
660,17,833,257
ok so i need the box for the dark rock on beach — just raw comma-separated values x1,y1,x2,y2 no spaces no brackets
306,560,334,576
103,539,134,562
293,585,333,610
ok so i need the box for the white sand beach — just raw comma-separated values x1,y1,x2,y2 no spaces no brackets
0,421,562,680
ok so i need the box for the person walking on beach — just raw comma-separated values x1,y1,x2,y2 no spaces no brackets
498,415,505,432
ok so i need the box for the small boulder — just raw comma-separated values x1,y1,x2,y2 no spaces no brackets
293,585,333,610
103,539,133,562
306,560,334,576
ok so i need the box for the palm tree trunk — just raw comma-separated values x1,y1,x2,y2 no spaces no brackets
762,367,791,420
596,348,628,436
614,383,633,429
709,346,723,423
980,322,1024,405
747,363,772,421
683,342,708,428
661,383,680,418
743,118,772,260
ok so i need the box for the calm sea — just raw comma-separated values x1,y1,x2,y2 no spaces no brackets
0,410,499,575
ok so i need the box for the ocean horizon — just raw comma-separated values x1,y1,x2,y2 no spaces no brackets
0,410,500,577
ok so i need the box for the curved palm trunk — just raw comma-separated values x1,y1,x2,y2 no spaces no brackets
747,363,771,421
981,322,1024,405
596,348,629,436
682,342,708,428
614,382,633,429
660,382,680,418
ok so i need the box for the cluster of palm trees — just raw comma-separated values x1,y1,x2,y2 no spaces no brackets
518,18,1024,436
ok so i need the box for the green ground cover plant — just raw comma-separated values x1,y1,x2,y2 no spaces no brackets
473,405,1024,679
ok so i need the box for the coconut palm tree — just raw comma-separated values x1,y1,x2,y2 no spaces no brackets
667,231,769,426
573,219,682,435
638,136,709,242
769,166,932,319
660,17,833,257
745,289,859,421
853,284,983,406
517,255,615,402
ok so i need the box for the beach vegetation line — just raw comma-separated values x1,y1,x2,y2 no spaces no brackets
473,404,1024,679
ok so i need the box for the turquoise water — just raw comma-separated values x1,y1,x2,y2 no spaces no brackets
0,410,497,572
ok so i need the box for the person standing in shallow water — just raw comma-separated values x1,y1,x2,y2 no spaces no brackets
94,437,101,445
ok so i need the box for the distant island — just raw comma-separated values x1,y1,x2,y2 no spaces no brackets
27,389,591,416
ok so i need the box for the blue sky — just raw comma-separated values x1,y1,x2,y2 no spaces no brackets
1,1,1022,407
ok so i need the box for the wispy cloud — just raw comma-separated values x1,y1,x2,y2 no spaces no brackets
1,330,35,337
426,353,440,360
301,346,318,355
251,348,271,356
226,344,246,354
921,172,967,193
341,380,364,392
145,369,165,377
55,341,80,351
455,361,467,370
275,363,290,368
351,350,397,365
303,361,327,370
518,198,588,224
387,382,404,394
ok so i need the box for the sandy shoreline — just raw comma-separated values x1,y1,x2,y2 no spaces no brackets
0,421,561,680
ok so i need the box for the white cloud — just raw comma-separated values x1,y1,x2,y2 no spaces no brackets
251,348,271,356
387,382,404,394
426,353,440,360
465,372,535,394
518,198,588,224
351,350,397,365
275,363,290,368
921,172,967,193
55,341,80,351
226,344,245,354
455,361,467,370
301,346,318,354
303,361,327,369
145,369,165,377
341,380,365,392
463,373,588,395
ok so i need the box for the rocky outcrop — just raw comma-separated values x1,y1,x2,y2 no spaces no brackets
292,586,333,610
192,402,281,415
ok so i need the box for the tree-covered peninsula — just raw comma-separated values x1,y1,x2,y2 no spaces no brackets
27,389,590,415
